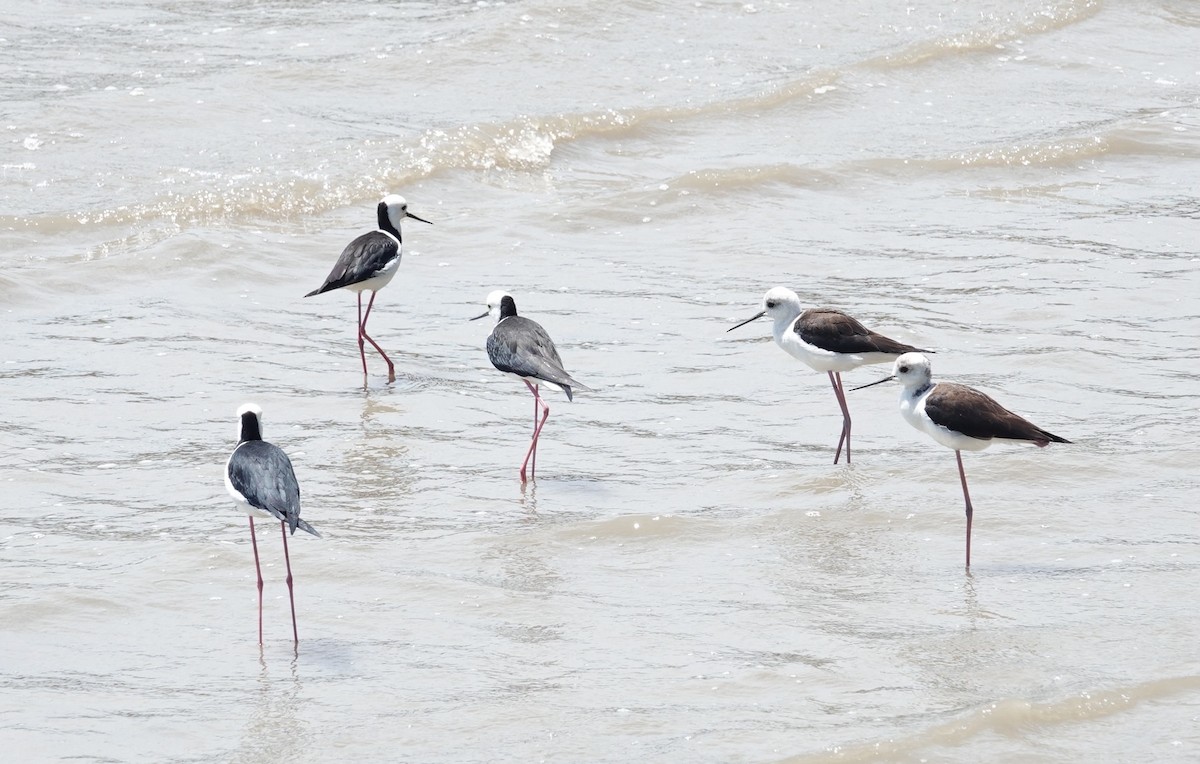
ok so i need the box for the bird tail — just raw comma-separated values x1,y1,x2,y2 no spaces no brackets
1030,427,1071,447
562,376,592,401
303,285,327,298
293,517,321,537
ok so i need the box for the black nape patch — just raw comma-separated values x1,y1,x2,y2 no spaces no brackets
377,201,401,239
499,295,518,319
239,411,262,443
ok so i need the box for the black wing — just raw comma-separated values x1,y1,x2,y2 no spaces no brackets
796,308,927,355
305,231,399,296
487,316,585,399
227,441,320,536
925,383,1070,445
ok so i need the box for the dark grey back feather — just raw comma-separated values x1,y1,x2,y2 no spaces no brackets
487,316,585,399
227,441,320,536
796,308,928,356
926,383,1070,445
305,231,399,296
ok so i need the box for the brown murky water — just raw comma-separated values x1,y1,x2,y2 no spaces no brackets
3,0,1199,761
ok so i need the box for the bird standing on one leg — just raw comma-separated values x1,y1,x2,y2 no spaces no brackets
224,403,320,645
305,194,431,385
728,286,929,464
472,291,589,482
853,353,1070,568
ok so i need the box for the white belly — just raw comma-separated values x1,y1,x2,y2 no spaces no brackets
345,256,400,293
901,389,993,452
505,371,568,396
775,330,898,373
231,495,277,521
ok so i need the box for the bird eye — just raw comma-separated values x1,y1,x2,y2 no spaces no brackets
899,365,909,373
765,301,776,308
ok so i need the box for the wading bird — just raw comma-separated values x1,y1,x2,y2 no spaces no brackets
728,286,929,463
305,194,431,384
853,353,1069,567
472,291,588,482
224,403,320,644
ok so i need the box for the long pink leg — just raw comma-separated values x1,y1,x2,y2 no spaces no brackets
280,522,299,644
955,450,974,569
836,372,852,464
249,517,264,645
828,372,852,464
519,380,550,483
523,380,540,472
531,383,540,476
356,293,368,378
359,291,395,383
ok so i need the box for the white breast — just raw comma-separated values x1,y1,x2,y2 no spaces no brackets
774,327,895,373
900,384,994,453
344,255,401,294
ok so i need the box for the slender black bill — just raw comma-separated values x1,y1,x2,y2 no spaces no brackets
850,375,896,392
469,310,489,321
727,311,766,333
407,212,433,225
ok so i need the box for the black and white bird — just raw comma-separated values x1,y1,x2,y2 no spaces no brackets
727,286,930,464
224,403,320,645
305,194,431,384
854,353,1069,568
471,290,588,482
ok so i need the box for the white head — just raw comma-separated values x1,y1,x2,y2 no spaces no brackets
380,193,432,230
727,286,804,334
849,352,933,394
760,287,804,324
893,352,934,391
470,289,513,324
236,402,264,441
